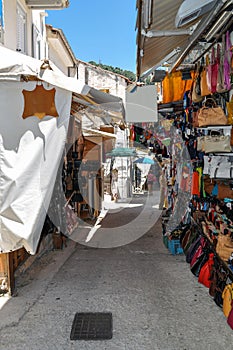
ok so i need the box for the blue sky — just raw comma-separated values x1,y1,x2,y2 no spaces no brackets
46,0,137,73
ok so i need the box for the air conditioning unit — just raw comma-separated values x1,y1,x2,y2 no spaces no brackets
175,0,216,28
26,0,69,9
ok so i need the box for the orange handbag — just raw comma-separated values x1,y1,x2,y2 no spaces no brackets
201,66,212,96
222,283,233,317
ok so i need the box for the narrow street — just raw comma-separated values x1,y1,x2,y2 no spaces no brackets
0,192,233,350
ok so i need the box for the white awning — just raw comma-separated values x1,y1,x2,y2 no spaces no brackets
0,46,84,93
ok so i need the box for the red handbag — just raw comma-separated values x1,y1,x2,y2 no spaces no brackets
191,171,200,196
198,252,214,288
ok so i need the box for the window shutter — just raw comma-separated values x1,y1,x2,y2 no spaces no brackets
16,4,26,53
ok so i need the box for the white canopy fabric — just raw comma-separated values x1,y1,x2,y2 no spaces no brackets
0,81,71,254
0,47,125,121
0,46,84,94
0,46,125,254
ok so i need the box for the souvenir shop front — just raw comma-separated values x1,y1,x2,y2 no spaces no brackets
159,28,233,330
134,0,233,332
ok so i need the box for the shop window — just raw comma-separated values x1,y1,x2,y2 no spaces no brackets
16,3,27,54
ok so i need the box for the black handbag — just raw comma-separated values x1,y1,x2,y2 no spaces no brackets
183,230,199,255
190,247,210,277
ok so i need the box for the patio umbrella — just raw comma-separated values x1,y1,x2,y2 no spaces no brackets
133,157,155,164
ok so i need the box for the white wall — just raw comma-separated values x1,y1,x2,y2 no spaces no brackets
1,0,46,59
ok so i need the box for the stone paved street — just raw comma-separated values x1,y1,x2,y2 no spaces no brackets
0,193,233,350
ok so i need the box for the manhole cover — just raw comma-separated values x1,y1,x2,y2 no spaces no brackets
70,312,113,340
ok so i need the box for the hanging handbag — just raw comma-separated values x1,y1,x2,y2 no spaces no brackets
192,109,200,127
190,246,210,277
212,162,233,179
222,283,233,317
191,171,200,196
203,134,231,153
215,181,233,200
180,228,192,250
191,64,203,103
186,235,202,263
198,252,214,288
209,258,228,307
190,237,207,269
216,234,233,261
226,94,233,125
217,40,226,93
203,155,212,175
227,302,233,329
198,98,228,127
201,64,212,96
197,136,205,152
208,155,229,178
179,225,192,246
204,176,215,195
183,230,199,255
206,54,212,91
211,47,218,93
224,31,232,91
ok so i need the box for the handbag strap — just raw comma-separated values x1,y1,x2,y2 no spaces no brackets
204,98,217,108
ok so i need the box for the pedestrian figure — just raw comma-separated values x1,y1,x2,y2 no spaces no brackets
147,170,156,195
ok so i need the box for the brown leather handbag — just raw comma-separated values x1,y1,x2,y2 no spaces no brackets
198,98,228,127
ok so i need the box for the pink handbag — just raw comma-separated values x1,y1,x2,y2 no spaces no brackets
211,47,218,93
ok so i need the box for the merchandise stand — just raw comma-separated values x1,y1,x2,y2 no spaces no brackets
160,29,233,329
